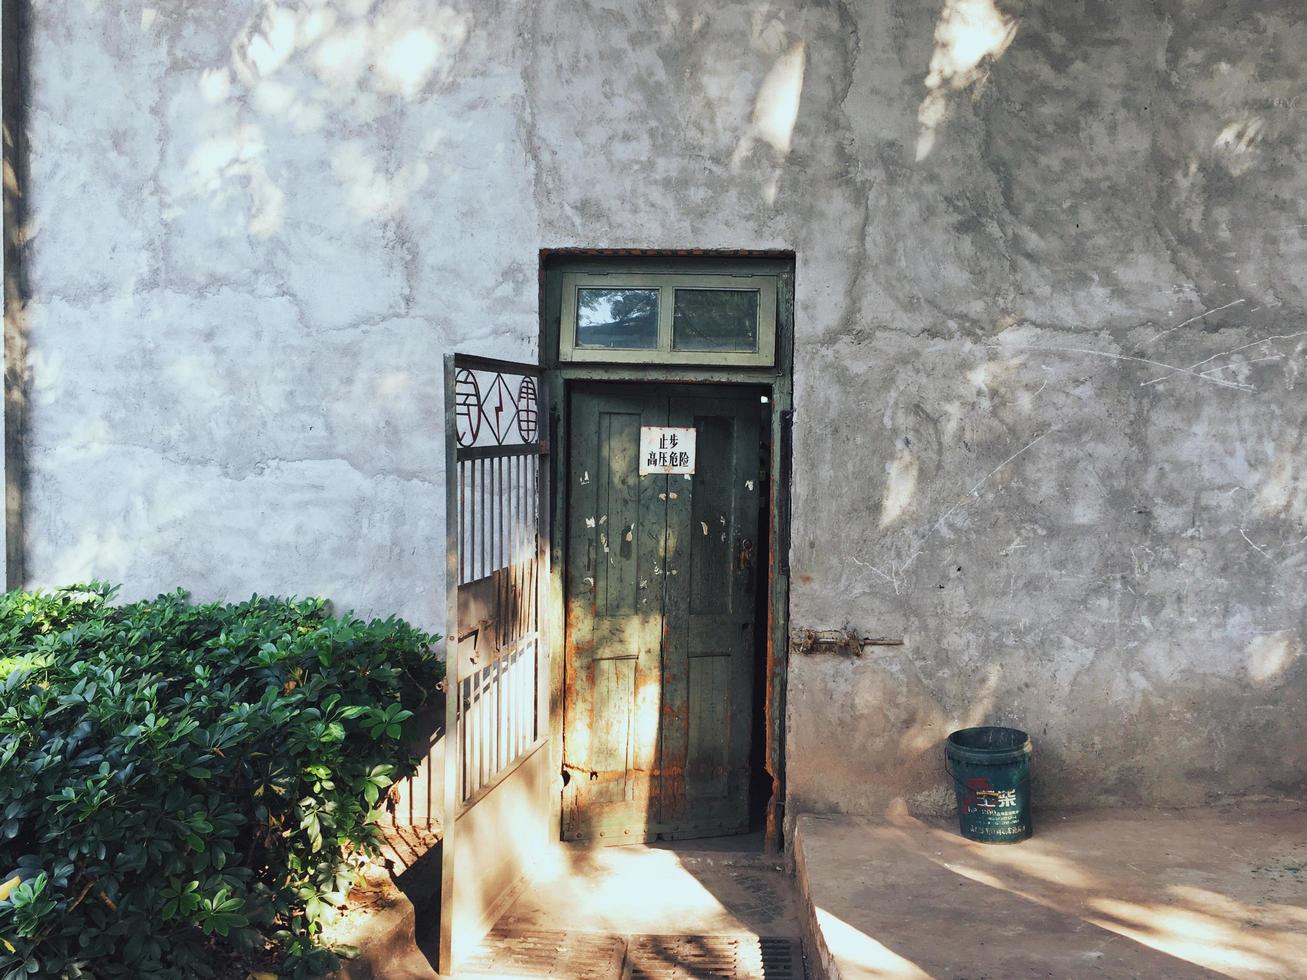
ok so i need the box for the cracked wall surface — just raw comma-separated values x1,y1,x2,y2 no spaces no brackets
19,0,1307,812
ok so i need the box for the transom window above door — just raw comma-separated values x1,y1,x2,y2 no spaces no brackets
559,272,778,366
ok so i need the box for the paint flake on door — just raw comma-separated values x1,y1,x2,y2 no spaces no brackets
639,426,697,475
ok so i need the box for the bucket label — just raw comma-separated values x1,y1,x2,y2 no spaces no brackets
959,775,1029,840
969,787,1017,811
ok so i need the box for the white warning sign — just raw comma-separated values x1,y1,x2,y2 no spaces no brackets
639,426,696,476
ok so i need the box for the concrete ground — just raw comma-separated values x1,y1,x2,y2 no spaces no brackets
794,801,1307,980
455,834,808,978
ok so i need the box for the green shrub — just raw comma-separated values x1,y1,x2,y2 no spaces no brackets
0,584,443,978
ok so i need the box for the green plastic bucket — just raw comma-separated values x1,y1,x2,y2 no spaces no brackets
945,726,1033,844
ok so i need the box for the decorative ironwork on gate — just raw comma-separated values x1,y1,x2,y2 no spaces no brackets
446,356,549,804
454,366,540,449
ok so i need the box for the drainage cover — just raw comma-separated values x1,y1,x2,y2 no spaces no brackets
458,929,627,978
457,931,804,979
627,934,804,979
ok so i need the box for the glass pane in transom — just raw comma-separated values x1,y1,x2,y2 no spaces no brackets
576,287,659,349
672,288,759,352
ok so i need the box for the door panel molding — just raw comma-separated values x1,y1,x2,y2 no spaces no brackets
562,384,762,843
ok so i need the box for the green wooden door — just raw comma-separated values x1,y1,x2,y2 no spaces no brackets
563,385,761,842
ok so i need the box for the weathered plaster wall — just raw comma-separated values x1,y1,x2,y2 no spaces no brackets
18,0,1307,811
20,1,539,626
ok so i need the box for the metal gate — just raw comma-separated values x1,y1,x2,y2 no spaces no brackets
439,353,552,973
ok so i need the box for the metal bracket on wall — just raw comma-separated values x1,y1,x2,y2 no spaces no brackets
791,628,904,656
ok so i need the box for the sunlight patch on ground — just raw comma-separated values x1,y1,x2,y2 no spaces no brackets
864,805,1307,977
814,906,931,979
1087,894,1295,975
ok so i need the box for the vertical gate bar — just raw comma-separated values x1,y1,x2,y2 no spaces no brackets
477,671,485,796
475,667,483,791
512,644,521,760
484,664,492,782
478,459,483,588
514,457,525,648
499,454,506,649
463,674,470,799
475,672,484,795
499,454,507,648
486,455,492,582
439,355,459,973
467,458,473,586
485,662,494,781
465,679,471,800
523,455,532,639
509,454,520,757
502,453,509,647
534,400,549,743
493,452,500,576
481,667,490,792
511,454,520,643
467,459,473,583
524,457,533,638
501,651,508,771
486,661,494,782
485,456,491,582
517,647,525,757
507,646,516,763
495,655,504,772
508,454,515,643
483,454,488,582
473,674,483,799
482,455,487,585
460,459,465,582
502,648,511,770
508,454,516,645
529,636,536,749
469,457,478,582
506,454,513,648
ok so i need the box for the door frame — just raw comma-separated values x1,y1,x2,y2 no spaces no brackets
540,251,794,851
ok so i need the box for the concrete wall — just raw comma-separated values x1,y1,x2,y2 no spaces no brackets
15,0,1306,813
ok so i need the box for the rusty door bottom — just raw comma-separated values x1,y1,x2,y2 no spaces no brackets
457,929,805,979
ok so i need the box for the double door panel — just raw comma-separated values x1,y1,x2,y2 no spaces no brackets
563,385,761,842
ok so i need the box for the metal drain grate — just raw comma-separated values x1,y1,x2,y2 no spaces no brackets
459,931,804,979
627,935,804,980
459,929,627,978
